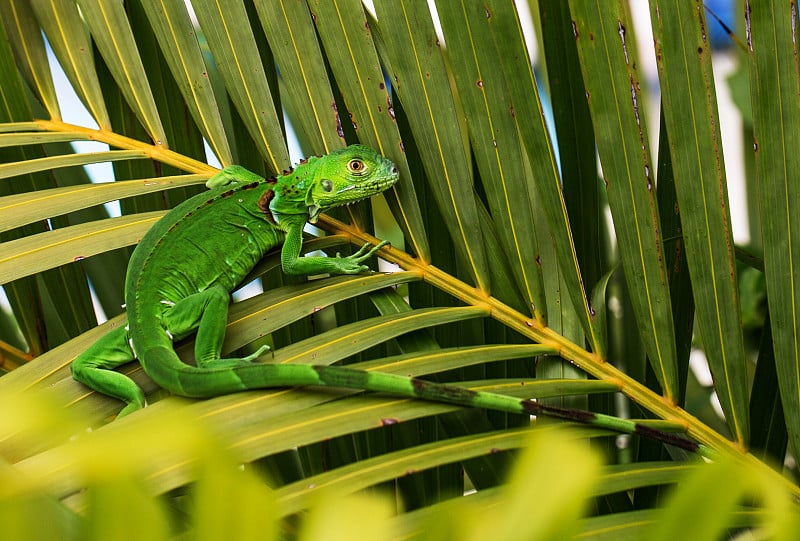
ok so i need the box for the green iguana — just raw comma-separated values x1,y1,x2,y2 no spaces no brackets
72,145,704,455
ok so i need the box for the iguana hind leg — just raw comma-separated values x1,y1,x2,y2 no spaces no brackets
163,285,268,368
71,326,145,417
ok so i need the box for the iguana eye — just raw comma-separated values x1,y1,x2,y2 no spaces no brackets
348,159,366,175
321,179,333,192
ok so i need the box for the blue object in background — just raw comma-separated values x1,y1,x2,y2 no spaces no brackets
705,0,735,49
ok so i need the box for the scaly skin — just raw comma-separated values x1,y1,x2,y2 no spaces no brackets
71,145,707,456
72,145,397,416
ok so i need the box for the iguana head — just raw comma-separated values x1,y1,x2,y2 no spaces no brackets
270,145,399,223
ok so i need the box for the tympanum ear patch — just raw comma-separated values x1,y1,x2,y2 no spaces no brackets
321,179,333,192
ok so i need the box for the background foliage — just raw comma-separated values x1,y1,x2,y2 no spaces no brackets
1,0,799,538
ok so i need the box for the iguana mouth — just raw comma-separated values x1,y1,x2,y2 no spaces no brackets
307,171,397,223
317,168,399,210
335,178,396,200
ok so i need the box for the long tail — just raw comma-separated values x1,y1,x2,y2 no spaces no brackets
141,346,711,458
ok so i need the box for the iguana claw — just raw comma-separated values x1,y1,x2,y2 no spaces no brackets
241,344,271,362
334,240,390,274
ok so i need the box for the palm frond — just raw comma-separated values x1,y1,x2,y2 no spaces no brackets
1,0,798,537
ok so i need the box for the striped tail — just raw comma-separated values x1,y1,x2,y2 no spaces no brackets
140,353,709,457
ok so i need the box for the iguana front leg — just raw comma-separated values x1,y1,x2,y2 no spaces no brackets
279,214,389,276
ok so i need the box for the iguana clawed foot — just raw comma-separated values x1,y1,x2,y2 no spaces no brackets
197,345,271,369
333,240,390,274
206,165,263,189
240,344,271,362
